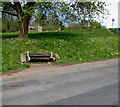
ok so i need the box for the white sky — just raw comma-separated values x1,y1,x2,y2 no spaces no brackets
101,0,119,28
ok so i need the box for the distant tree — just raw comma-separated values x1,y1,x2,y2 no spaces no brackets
2,15,19,32
71,2,108,25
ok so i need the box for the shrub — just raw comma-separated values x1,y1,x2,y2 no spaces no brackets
109,28,117,33
90,21,103,28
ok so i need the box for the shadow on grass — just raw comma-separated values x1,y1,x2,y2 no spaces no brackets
28,30,118,41
2,31,83,40
2,29,117,40
28,31,80,40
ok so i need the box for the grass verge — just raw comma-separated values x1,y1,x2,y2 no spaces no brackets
2,28,119,72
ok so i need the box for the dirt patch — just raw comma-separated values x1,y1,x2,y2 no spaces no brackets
2,58,118,80
2,69,24,76
59,57,119,66
2,57,119,76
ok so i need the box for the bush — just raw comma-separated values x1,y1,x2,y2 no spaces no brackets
66,21,106,31
108,28,117,33
42,25,60,31
66,23,86,31
90,21,104,28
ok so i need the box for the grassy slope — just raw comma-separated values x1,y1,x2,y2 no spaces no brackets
2,28,119,72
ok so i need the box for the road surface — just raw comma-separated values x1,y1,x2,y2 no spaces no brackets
2,58,118,105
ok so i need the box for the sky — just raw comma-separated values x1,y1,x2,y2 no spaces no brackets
101,0,119,28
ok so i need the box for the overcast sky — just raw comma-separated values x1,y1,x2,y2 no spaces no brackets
101,0,119,28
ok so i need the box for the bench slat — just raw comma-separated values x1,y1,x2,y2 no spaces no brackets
29,52,51,57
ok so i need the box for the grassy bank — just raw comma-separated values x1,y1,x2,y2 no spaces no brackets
2,28,119,72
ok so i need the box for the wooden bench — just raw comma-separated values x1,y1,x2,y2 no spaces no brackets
20,51,59,63
27,52,55,62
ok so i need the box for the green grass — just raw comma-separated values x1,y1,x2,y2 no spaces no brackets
2,28,119,72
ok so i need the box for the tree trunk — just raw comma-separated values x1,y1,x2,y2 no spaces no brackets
13,2,36,39
19,16,30,39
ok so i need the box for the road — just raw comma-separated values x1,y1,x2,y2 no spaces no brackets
2,58,118,105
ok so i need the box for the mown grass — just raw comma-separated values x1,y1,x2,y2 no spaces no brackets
2,28,119,72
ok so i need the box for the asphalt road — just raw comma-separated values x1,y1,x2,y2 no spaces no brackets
2,59,118,105
47,83,118,105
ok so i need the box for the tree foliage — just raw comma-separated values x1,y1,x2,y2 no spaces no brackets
2,2,36,38
1,1,108,39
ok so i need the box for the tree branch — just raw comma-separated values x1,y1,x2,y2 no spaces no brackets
1,10,18,17
14,2,23,18
3,2,16,10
